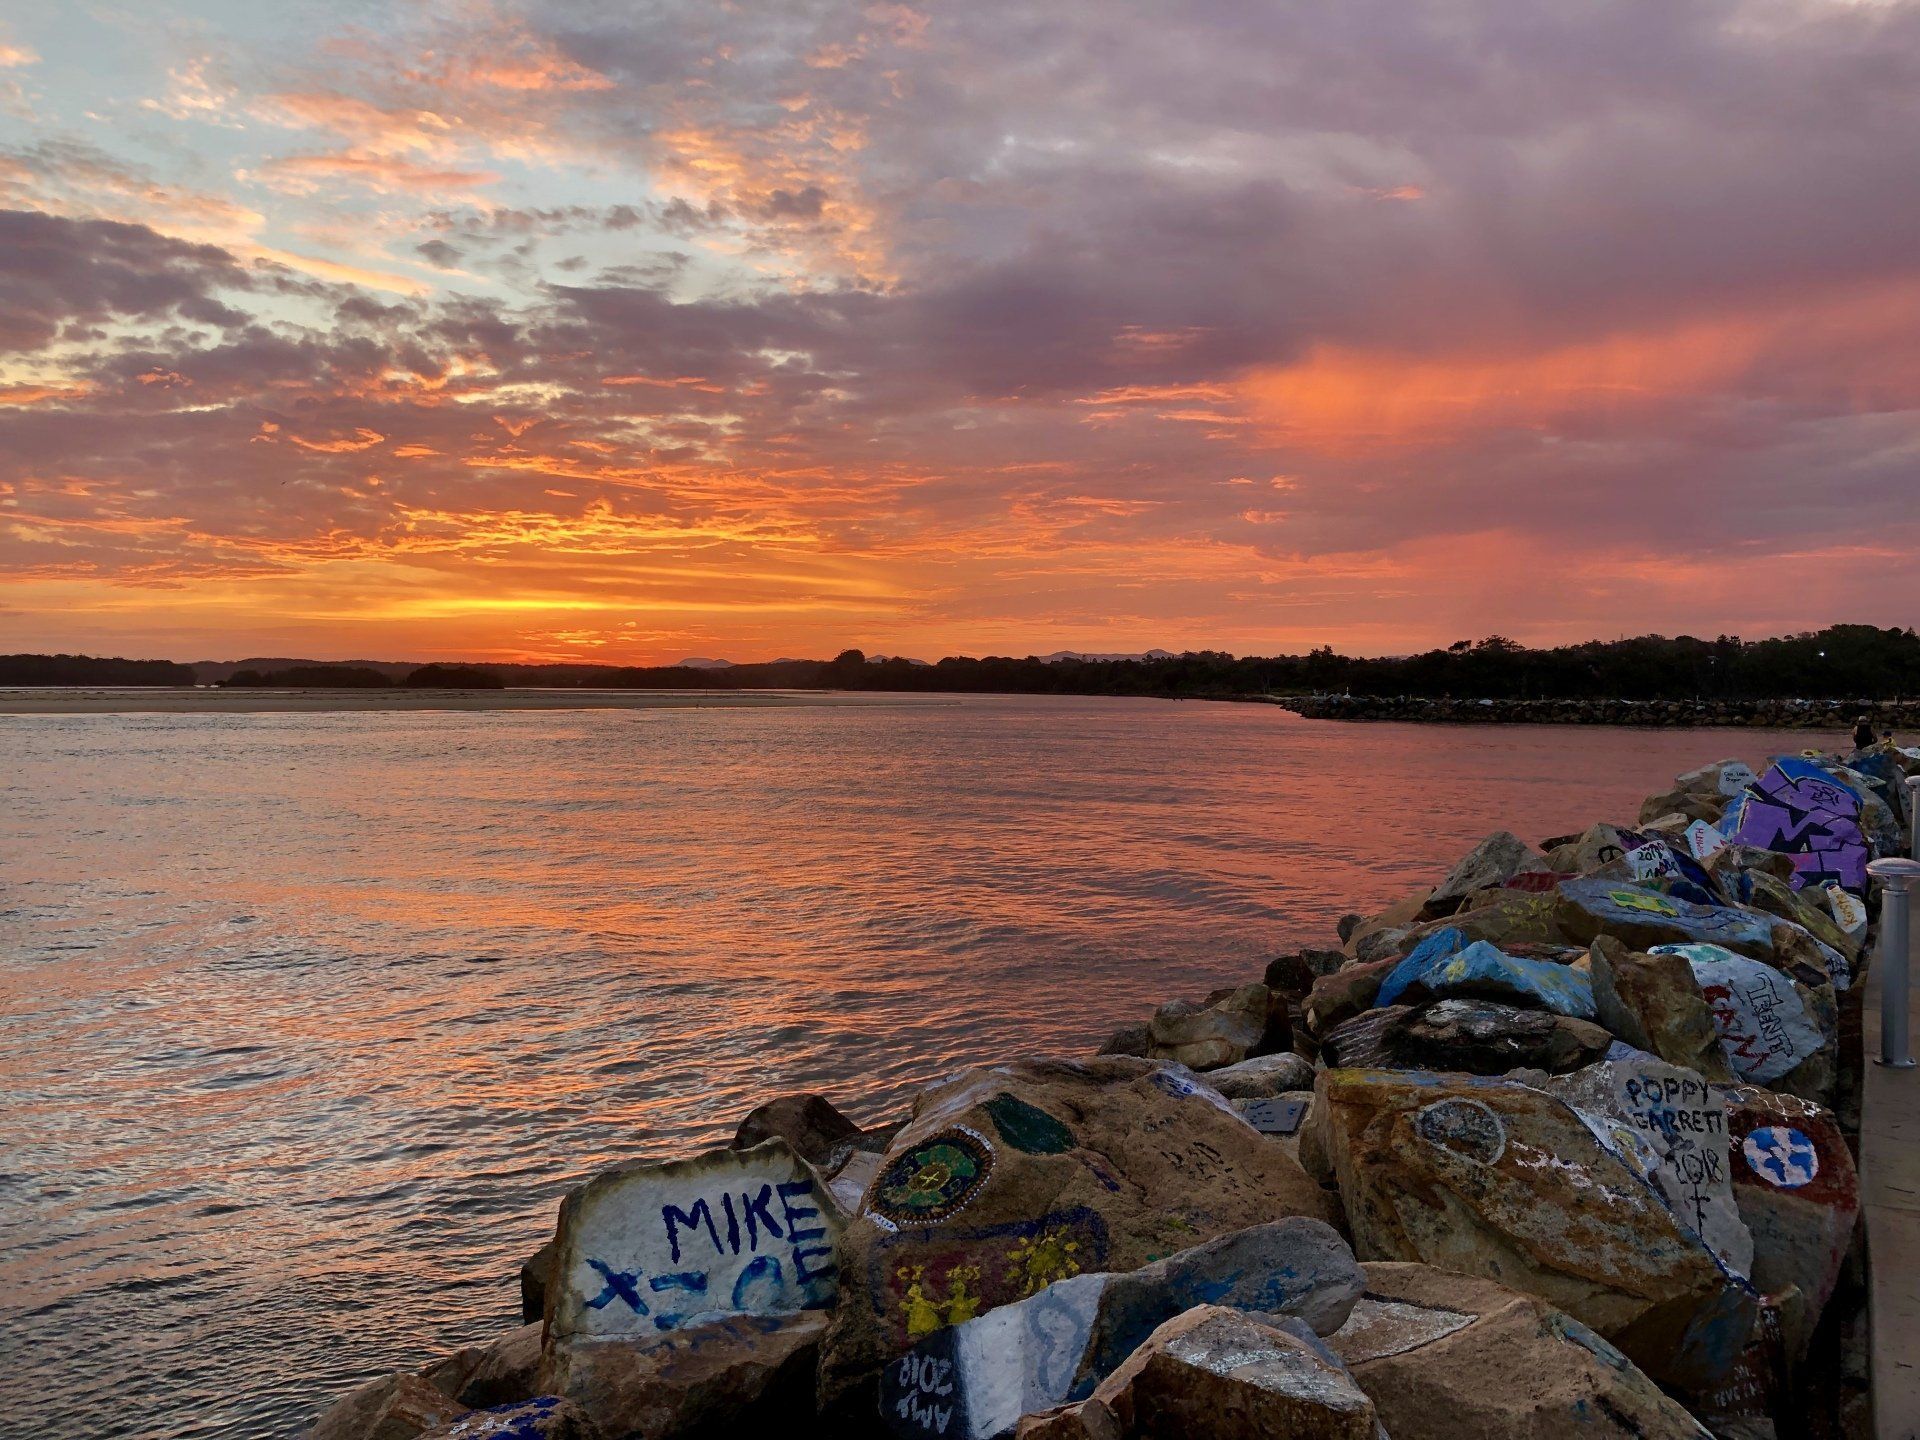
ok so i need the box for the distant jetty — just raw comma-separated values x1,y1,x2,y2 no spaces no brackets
1271,694,1920,729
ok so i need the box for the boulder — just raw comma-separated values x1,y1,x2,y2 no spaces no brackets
1527,1057,1754,1276
817,1057,1340,1412
1420,831,1541,917
1639,788,1727,826
1261,948,1344,998
1588,937,1732,1081
1301,958,1400,1039
1721,1084,1860,1334
309,1373,469,1440
878,1218,1364,1439
1018,1306,1378,1440
1440,887,1574,947
1375,931,1594,1019
1658,944,1834,1099
1202,1051,1315,1100
1342,891,1431,959
1321,998,1610,1076
417,1397,600,1439
1821,883,1868,945
521,1241,557,1327
1677,759,1760,798
538,1311,824,1440
1707,844,1799,886
546,1138,842,1346
1146,983,1286,1070
1094,1023,1150,1059
731,1094,863,1167
1722,759,1871,893
1317,1068,1757,1397
1330,1262,1713,1440
423,1324,542,1409
1554,879,1778,959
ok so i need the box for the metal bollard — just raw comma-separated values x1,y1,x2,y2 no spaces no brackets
1869,856,1920,1068
1908,774,1920,859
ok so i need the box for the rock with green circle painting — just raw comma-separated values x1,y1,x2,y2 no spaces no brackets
815,1056,1339,1418
1316,1067,1757,1402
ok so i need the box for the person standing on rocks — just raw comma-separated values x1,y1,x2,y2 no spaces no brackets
1853,714,1875,749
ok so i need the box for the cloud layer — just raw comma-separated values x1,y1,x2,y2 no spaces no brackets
2,0,1918,661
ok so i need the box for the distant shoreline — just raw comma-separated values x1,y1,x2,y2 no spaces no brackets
0,687,958,715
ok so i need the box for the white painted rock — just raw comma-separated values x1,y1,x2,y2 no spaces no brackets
1655,944,1828,1087
546,1138,842,1343
1531,1058,1754,1276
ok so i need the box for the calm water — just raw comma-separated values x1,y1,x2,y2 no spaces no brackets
0,696,1824,1439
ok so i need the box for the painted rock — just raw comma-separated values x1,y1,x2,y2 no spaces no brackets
1657,944,1833,1098
1821,883,1868,945
1329,1262,1712,1440
1720,1083,1859,1333
878,1217,1363,1439
538,1311,823,1440
1376,933,1595,1019
816,1057,1340,1413
417,1397,598,1440
1718,870,1856,988
1018,1306,1378,1440
545,1138,842,1346
1677,760,1761,799
1317,1068,1757,1398
1588,936,1732,1081
1421,831,1542,917
1203,1051,1315,1099
1723,759,1870,893
308,1372,469,1440
1554,879,1777,960
1683,820,1729,865
1529,1058,1754,1276
1321,998,1610,1076
1146,982,1286,1070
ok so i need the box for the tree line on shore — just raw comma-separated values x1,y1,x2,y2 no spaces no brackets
4,624,1916,699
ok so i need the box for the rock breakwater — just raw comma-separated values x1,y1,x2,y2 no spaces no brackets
1276,694,1920,729
308,739,1918,1440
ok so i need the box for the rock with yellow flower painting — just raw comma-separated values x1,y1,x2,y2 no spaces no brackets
877,1217,1363,1439
816,1056,1341,1419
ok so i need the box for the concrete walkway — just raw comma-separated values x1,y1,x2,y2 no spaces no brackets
1864,914,1920,1440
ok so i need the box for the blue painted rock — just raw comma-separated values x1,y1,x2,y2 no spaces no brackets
816,1057,1340,1413
878,1217,1363,1439
545,1138,843,1346
1720,1084,1859,1340
1553,879,1778,959
1317,1068,1757,1399
1588,937,1732,1081
418,1397,599,1439
538,1311,825,1440
1329,1263,1713,1440
308,1372,468,1440
1376,934,1595,1019
1017,1306,1378,1440
1528,1057,1754,1276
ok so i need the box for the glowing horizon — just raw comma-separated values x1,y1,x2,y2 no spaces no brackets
3,2,1918,665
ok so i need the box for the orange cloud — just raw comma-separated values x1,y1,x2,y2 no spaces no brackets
288,428,387,453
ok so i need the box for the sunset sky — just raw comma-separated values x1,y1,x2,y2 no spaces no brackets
3,0,1918,663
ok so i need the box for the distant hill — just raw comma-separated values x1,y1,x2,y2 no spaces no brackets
677,657,734,669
